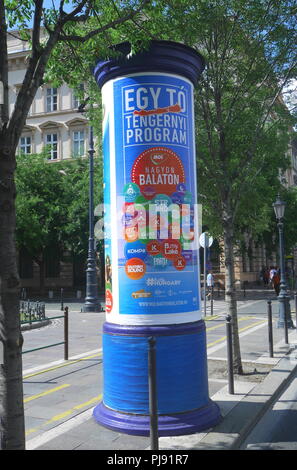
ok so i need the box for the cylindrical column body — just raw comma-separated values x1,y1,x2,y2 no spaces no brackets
93,41,221,435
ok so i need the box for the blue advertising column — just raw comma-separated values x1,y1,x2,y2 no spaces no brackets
93,41,221,436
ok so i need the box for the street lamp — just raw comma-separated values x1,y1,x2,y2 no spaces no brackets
272,195,294,332
78,102,101,312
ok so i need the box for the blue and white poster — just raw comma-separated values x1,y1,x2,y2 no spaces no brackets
102,73,201,324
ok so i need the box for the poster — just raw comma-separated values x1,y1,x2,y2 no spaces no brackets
102,73,201,323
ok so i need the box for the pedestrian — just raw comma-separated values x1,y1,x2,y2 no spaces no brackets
206,271,214,300
263,267,269,286
260,266,267,286
269,266,277,286
272,269,280,296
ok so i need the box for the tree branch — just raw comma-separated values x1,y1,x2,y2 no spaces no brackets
32,0,44,58
57,0,150,42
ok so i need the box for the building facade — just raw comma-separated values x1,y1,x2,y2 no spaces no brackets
8,34,89,161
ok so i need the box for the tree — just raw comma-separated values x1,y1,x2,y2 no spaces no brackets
196,1,296,373
0,0,149,450
195,2,296,373
259,183,297,262
15,152,103,291
16,151,68,291
140,0,297,373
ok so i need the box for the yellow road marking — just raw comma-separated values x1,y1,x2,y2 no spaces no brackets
206,316,252,333
207,319,266,348
204,315,220,321
23,352,102,380
207,335,227,348
24,384,71,404
25,394,102,436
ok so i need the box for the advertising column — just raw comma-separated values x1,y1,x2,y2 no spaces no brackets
93,41,221,436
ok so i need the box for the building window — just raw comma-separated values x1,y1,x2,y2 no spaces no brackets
73,93,81,110
19,136,31,154
72,130,85,157
72,84,84,109
46,87,58,112
46,133,58,160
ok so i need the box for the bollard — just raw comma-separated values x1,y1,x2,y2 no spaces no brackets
148,337,159,451
210,287,214,316
61,288,64,311
284,298,289,345
226,315,234,394
64,306,69,360
29,304,32,325
267,301,273,358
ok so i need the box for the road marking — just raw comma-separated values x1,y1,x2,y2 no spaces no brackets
204,315,221,321
207,319,266,350
26,407,95,450
24,384,71,404
206,316,251,333
25,394,102,438
23,352,102,380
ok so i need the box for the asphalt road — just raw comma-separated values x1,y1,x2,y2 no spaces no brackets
21,293,296,449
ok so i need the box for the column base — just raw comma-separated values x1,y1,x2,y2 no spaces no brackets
81,302,103,313
276,299,295,329
276,320,295,329
93,400,221,437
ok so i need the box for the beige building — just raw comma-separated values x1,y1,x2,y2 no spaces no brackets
8,33,89,161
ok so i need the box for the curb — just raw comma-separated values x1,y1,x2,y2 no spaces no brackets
193,353,297,450
21,319,51,331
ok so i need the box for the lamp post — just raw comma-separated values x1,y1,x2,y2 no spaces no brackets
78,102,101,312
272,195,294,330
82,125,102,312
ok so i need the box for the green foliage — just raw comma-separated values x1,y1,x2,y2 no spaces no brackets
280,186,297,253
8,0,297,254
5,0,34,29
169,0,297,245
15,151,103,260
45,0,297,251
61,155,103,256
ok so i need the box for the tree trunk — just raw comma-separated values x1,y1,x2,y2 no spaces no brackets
38,257,46,295
223,220,243,375
0,142,25,449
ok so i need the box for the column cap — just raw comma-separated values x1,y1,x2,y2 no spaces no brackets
93,40,205,88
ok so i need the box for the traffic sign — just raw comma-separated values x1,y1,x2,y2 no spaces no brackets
199,232,213,248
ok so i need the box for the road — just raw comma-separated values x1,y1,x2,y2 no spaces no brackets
21,293,296,449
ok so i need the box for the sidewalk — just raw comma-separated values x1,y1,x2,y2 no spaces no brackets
23,290,297,451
